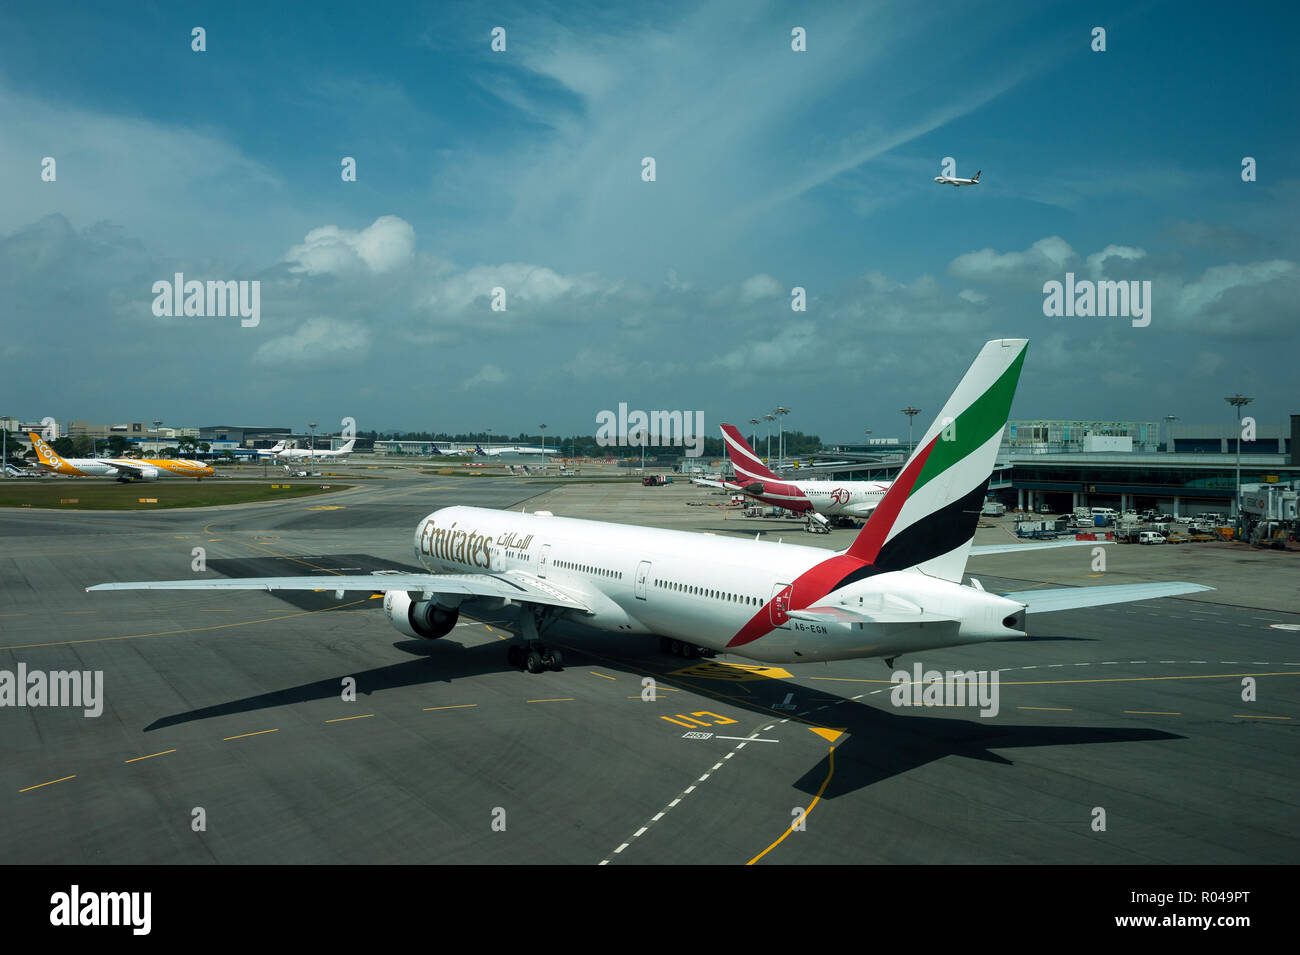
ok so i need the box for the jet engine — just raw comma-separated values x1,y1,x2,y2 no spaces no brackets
384,590,459,639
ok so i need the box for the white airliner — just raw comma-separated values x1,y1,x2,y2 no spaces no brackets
475,444,549,457
697,425,891,531
253,441,287,458
274,438,356,461
934,169,981,187
88,340,1210,673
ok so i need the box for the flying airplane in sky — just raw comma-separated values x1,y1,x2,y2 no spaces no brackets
273,438,356,461
696,424,892,531
934,169,981,187
28,432,214,482
88,339,1210,674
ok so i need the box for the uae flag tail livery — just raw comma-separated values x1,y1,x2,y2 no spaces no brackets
845,338,1026,583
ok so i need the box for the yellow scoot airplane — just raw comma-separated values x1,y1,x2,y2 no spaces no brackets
28,433,214,482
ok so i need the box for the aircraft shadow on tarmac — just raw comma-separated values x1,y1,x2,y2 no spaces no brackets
143,598,1179,801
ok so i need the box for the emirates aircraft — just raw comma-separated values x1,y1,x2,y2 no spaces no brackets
28,432,214,482
700,424,891,532
88,340,1209,672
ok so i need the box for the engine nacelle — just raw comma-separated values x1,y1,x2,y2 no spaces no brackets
137,467,160,481
384,590,459,639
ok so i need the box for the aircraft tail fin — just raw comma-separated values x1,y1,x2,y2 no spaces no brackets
28,432,68,471
719,424,779,482
973,170,981,182
844,339,1027,582
339,438,355,453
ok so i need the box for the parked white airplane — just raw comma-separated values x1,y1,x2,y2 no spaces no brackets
696,424,891,531
934,169,981,187
88,339,1210,672
253,441,287,458
275,438,356,461
475,444,549,457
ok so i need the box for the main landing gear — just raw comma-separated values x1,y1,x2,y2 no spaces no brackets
659,636,716,660
508,603,564,673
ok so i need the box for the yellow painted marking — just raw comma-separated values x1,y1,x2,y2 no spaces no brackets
670,661,793,682
590,671,617,680
19,775,76,793
423,704,477,711
325,714,374,723
527,698,575,703
307,505,344,510
810,727,845,743
368,594,383,599
1233,714,1292,720
692,711,738,725
748,747,835,865
660,716,697,727
223,729,279,741
124,750,176,763
1017,706,1073,711
1125,710,1181,716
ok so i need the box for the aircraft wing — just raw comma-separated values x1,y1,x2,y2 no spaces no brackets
87,570,593,613
969,540,1111,556
691,478,733,490
1001,582,1213,613
102,459,150,477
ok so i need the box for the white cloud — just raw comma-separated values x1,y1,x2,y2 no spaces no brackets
948,236,1077,284
251,317,369,367
285,216,415,275
1086,244,1147,279
462,363,507,390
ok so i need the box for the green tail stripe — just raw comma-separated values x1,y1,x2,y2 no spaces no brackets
911,348,1025,496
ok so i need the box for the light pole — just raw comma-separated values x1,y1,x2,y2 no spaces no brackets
308,421,317,455
539,424,547,460
763,413,775,462
749,417,760,449
900,406,921,456
1164,415,1178,453
1225,394,1252,526
773,406,789,467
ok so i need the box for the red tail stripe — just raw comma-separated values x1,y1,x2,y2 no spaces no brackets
845,435,937,563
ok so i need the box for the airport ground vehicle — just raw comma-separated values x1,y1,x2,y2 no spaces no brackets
1139,531,1166,544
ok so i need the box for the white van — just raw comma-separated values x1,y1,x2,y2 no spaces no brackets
1138,531,1165,545
1090,507,1118,517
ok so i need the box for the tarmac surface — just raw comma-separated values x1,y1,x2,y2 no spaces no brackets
2,468,1297,864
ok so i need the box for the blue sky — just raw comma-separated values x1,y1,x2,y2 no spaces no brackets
1,0,1296,442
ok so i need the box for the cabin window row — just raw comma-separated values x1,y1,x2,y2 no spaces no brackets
557,559,621,579
655,579,760,606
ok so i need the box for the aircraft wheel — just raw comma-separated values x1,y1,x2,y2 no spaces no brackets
525,651,545,674
544,649,564,671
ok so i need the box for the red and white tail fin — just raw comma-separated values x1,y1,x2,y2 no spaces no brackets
719,424,778,483
843,339,1027,582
